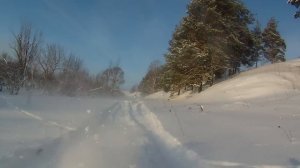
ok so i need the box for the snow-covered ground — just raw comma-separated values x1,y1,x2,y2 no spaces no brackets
1,60,300,168
0,95,118,160
145,60,300,167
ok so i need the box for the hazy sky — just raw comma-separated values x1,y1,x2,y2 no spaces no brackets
0,0,299,88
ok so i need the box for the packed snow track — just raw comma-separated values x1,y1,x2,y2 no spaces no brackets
1,100,204,168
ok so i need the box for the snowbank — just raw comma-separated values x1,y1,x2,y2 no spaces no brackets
144,91,170,100
147,59,300,102
189,59,300,103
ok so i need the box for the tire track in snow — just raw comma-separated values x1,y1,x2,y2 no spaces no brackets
0,95,76,131
0,102,123,168
1,98,289,168
19,108,76,131
125,100,205,168
126,101,289,168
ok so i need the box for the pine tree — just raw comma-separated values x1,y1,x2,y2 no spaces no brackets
213,0,255,72
252,21,264,67
163,0,255,94
262,18,286,63
186,0,228,85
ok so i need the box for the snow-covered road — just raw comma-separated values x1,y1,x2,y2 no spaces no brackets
1,100,205,168
1,96,300,168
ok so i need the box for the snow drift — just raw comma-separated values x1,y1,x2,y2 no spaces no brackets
146,59,300,103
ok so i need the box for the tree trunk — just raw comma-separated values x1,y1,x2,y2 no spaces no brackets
198,82,203,93
210,71,214,86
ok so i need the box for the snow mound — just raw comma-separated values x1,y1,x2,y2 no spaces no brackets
144,91,170,99
123,91,142,98
148,59,300,102
191,59,300,102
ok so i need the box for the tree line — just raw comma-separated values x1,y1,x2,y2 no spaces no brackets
0,23,125,96
139,0,287,96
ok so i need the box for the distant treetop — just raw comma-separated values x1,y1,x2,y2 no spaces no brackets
288,0,300,18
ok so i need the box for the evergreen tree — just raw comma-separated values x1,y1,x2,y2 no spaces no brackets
252,21,264,67
213,0,255,72
163,0,255,94
186,0,228,85
262,18,286,63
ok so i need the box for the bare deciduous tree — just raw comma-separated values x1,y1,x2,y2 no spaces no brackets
98,64,125,94
59,54,84,96
0,53,21,94
138,60,163,94
38,44,64,80
38,43,64,92
11,23,42,91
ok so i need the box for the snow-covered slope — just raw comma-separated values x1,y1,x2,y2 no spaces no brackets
144,91,171,100
192,60,300,102
123,91,142,99
147,59,300,102
143,59,300,167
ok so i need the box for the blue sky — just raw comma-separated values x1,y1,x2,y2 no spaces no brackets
0,0,300,88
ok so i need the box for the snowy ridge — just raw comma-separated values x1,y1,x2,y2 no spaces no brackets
146,59,300,102
189,60,300,102
144,91,170,99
